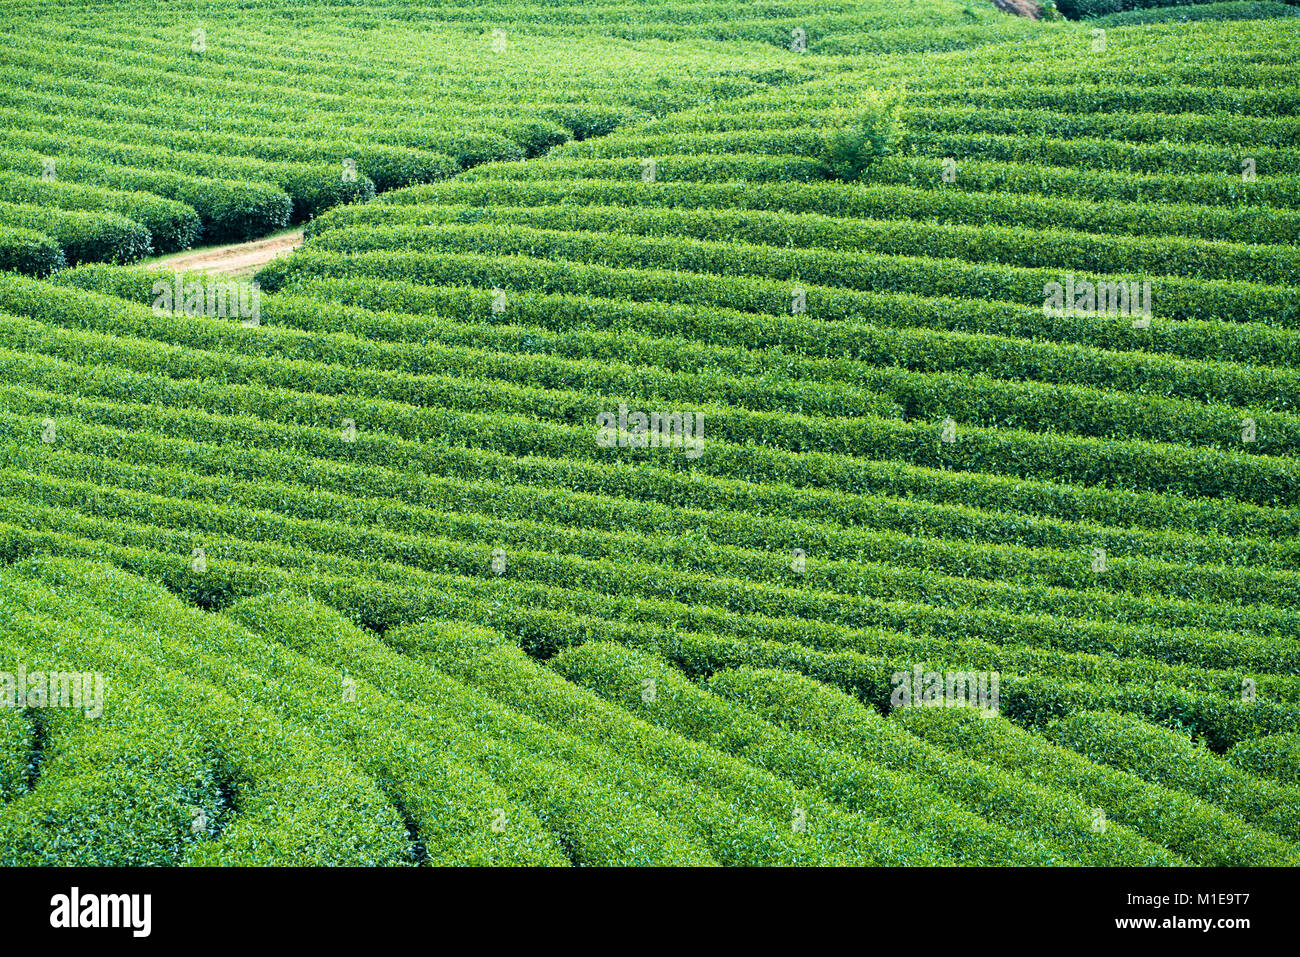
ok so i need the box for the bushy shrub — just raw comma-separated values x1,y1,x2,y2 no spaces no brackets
542,105,634,141
439,132,525,169
1058,0,1296,16
708,667,1180,864
821,89,905,181
0,226,64,275
0,707,32,803
275,167,375,222
1093,1,1300,22
1057,0,1123,17
500,119,572,158
0,202,151,264
550,641,1060,865
0,173,199,252
1226,734,1300,787
192,180,293,243
352,148,459,192
1046,711,1300,842
896,707,1300,866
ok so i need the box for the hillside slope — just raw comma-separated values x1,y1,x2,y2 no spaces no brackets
1,3,1298,865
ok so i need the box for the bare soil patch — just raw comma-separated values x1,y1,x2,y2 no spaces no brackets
147,229,303,278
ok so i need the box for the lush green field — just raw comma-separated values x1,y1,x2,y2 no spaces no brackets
1,1,1298,865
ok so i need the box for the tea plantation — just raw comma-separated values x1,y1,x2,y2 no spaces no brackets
0,0,1297,865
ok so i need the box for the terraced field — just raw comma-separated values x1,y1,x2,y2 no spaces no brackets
1,0,1298,866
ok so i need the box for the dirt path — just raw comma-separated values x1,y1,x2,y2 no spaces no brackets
990,0,1042,17
146,229,304,278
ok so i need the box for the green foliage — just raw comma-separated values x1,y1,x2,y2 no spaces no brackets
0,226,64,275
1056,0,1297,18
896,707,1300,866
500,119,573,158
542,105,635,141
0,3,1298,868
1227,734,1300,786
821,89,905,180
1092,1,1300,23
1045,711,1300,842
0,202,150,264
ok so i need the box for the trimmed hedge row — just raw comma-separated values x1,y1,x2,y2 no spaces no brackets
0,654,232,865
3,517,1291,754
897,61,1298,96
905,104,1300,150
15,276,1299,464
17,382,1300,642
388,619,935,865
0,100,460,195
569,120,1300,183
13,374,1295,584
4,473,1293,729
270,273,1300,398
903,130,1300,179
377,175,1300,249
894,708,1300,866
0,227,63,276
18,409,1300,634
306,222,1300,329
0,562,413,865
0,49,638,157
0,705,30,804
0,126,375,224
462,153,830,185
0,201,149,264
219,594,738,866
12,369,1300,587
1054,0,1294,18
873,155,1299,210
548,642,1057,865
1092,1,1300,23
22,439,1300,696
908,82,1300,121
0,172,198,252
0,147,290,243
9,339,1297,549
265,248,1300,374
1044,711,1300,843
322,198,1300,286
15,559,575,865
707,667,1181,865
8,326,1297,527
0,289,905,428
1226,734,1300,786
55,267,1300,416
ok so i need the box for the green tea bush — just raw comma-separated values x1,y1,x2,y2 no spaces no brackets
0,227,64,275
550,641,1061,865
542,105,634,140
1093,1,1300,22
708,667,1181,864
1046,711,1300,841
225,593,719,866
822,89,905,181
500,119,573,158
1226,734,1300,787
0,560,413,865
895,707,1300,866
389,619,922,864
0,202,150,264
0,172,199,252
0,706,32,804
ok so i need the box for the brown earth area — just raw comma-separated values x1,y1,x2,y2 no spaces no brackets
991,0,1042,17
148,229,304,278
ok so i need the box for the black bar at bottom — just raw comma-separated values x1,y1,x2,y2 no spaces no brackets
0,867,1283,944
